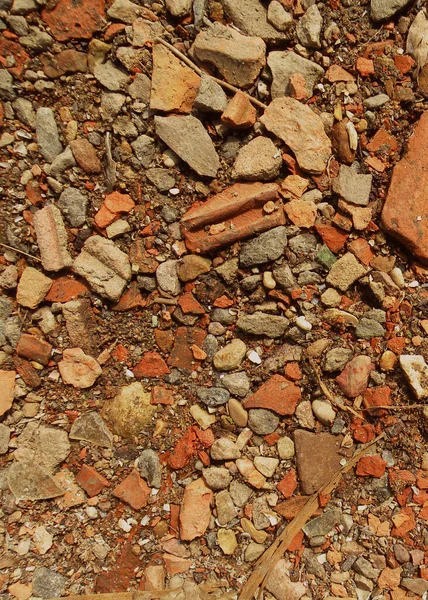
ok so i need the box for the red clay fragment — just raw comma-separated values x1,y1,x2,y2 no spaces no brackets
243,374,301,416
42,0,106,42
113,469,150,510
169,426,198,470
180,183,283,253
133,351,170,378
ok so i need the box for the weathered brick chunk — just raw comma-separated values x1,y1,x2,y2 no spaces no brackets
33,206,73,272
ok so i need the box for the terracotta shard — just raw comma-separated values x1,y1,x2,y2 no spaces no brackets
181,182,284,253
243,374,301,416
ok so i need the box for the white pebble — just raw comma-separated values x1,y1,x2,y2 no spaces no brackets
296,315,312,331
312,400,336,425
118,518,132,532
86,506,98,520
247,350,262,364
390,267,405,288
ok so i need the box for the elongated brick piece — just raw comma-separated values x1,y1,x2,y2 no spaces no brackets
33,205,73,271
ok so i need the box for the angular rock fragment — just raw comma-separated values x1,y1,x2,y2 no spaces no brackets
150,44,200,113
15,422,70,472
221,0,288,42
17,267,52,309
296,4,323,49
192,22,266,88
180,478,213,540
70,138,102,173
233,136,282,181
181,183,283,253
69,412,113,448
58,187,88,227
194,73,228,112
62,299,98,356
266,559,306,600
8,462,65,501
59,348,102,389
333,165,372,206
237,311,289,338
381,111,428,263
268,51,324,99
336,355,375,398
0,370,15,417
155,114,219,177
240,226,287,267
93,60,130,91
243,375,301,415
399,355,428,399
73,235,131,301
260,98,331,174
33,205,73,272
371,0,412,22
294,430,344,494
35,107,63,162
326,252,367,291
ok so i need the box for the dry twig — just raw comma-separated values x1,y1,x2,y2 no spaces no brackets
0,241,41,262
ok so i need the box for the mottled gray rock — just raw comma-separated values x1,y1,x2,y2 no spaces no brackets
355,318,385,339
10,0,37,14
14,423,70,473
296,4,323,48
32,567,68,599
19,27,53,51
156,259,181,296
303,508,342,538
273,263,298,293
155,114,220,177
36,107,63,162
137,449,162,488
333,165,372,206
248,408,279,434
131,134,156,167
194,73,228,112
8,462,65,502
237,311,289,338
128,72,151,102
371,0,412,22
13,98,35,127
203,466,232,490
146,167,175,191
50,146,77,177
289,233,318,255
0,69,15,100
363,94,390,109
197,387,230,406
233,136,282,181
216,489,237,525
221,0,288,42
324,348,354,372
268,1,293,31
112,115,138,138
221,371,251,397
94,61,130,91
58,188,88,227
211,437,241,460
353,557,380,580
326,252,367,291
69,412,114,448
240,226,287,267
401,579,428,596
268,51,324,99
100,92,126,119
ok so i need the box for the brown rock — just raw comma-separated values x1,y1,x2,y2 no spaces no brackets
332,120,356,165
260,97,332,174
243,374,301,416
181,182,283,253
58,348,102,388
33,205,73,272
16,334,52,366
113,469,150,510
381,111,428,263
70,138,102,173
0,370,15,417
16,267,52,309
178,255,212,282
41,50,87,78
62,299,98,356
179,478,213,541
150,45,200,113
336,355,375,398
326,65,354,82
285,198,317,228
221,92,256,129
294,430,344,494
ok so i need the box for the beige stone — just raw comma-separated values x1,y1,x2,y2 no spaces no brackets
17,267,52,309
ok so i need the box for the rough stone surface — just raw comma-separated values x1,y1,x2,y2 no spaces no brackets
192,22,266,88
294,430,344,494
381,111,428,263
333,165,372,206
248,408,279,435
266,559,306,600
69,412,113,448
57,187,88,227
33,205,73,272
213,339,247,371
179,478,213,541
260,97,331,174
239,226,287,267
15,422,70,472
296,4,323,49
371,0,413,22
155,115,220,177
233,136,282,181
268,51,324,99
336,355,375,398
101,382,155,438
35,107,63,162
399,354,428,399
237,311,289,338
58,348,102,388
194,73,228,112
221,0,288,42
17,267,52,309
326,252,367,291
222,371,250,397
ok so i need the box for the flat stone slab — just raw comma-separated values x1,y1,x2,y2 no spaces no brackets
381,111,428,264
294,430,344,494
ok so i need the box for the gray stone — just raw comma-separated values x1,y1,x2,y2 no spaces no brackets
353,557,380,580
203,466,232,490
229,480,253,506
212,308,237,325
13,98,35,127
245,542,265,561
371,0,412,22
146,167,175,191
166,0,192,18
297,4,323,48
58,187,88,227
222,371,250,397
0,423,10,454
324,348,354,372
240,226,287,267
221,0,288,42
137,449,162,488
272,263,298,293
233,136,282,181
10,0,36,13
128,72,151,102
252,496,271,529
19,27,53,51
155,115,220,178
197,387,230,407
333,165,372,206
192,22,266,88
237,311,289,338
363,94,390,109
112,115,138,138
156,259,181,296
32,567,68,599
94,61,130,91
8,462,65,502
355,318,385,339
131,134,156,167
216,489,237,525
0,0,12,8
7,15,29,35
268,51,324,99
15,423,70,473
69,412,114,448
101,92,126,119
248,408,279,435
268,1,293,31
0,69,15,100
303,508,342,537
36,107,63,162
302,548,326,579
50,146,77,177
401,579,428,596
194,74,228,112
289,233,318,255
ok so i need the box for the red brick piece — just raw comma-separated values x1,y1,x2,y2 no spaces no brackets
168,326,206,370
113,469,150,510
76,464,110,497
0,370,15,417
151,385,174,405
243,374,301,416
133,351,170,378
221,92,256,128
16,334,52,366
381,112,428,264
356,456,387,478
277,469,298,498
315,224,348,253
181,183,283,253
42,0,106,42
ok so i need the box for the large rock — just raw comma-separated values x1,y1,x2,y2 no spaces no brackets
381,111,428,264
221,0,289,42
233,136,282,181
268,51,324,99
266,559,306,600
150,44,200,113
155,115,220,177
371,0,413,22
260,98,331,174
101,382,155,438
239,226,287,267
192,22,266,88
8,462,65,502
294,430,344,494
14,422,70,472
